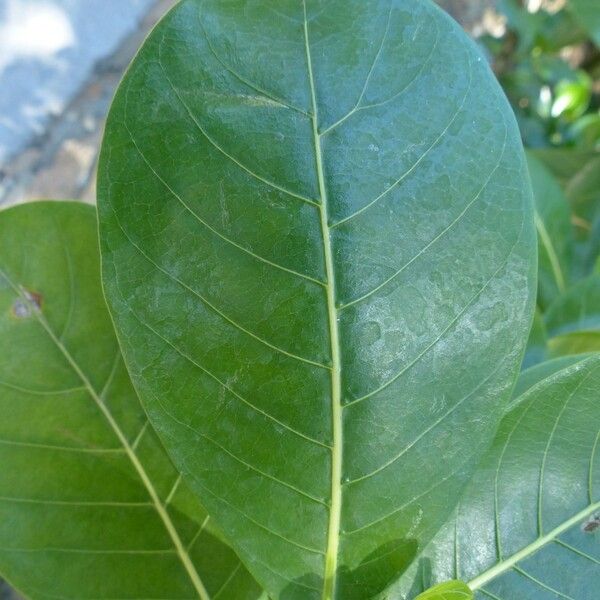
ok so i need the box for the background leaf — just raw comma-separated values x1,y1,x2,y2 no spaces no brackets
545,274,600,357
522,309,548,369
97,0,536,598
391,354,600,599
526,152,573,310
569,0,600,46
533,148,600,281
0,201,261,600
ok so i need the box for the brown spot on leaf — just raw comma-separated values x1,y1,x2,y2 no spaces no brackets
11,289,43,319
582,515,600,533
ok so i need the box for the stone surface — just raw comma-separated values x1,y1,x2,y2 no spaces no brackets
0,580,19,600
0,0,177,207
0,0,155,164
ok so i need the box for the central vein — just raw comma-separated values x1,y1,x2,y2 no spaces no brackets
302,5,344,600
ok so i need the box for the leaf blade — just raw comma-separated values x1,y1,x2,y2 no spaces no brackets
569,0,600,46
0,201,261,600
98,1,536,597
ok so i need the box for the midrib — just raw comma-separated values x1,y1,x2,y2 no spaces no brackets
302,5,344,600
468,500,600,590
4,273,210,600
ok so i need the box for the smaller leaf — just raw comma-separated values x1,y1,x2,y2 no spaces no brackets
414,580,472,600
392,353,600,600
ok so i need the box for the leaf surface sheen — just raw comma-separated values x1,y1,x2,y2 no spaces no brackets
97,1,536,598
0,202,261,600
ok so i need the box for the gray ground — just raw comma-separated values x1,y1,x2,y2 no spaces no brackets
0,0,177,208
0,0,156,163
0,0,498,210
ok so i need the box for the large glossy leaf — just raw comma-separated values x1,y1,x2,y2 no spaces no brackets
0,202,261,600
526,153,572,310
391,354,600,599
97,0,536,597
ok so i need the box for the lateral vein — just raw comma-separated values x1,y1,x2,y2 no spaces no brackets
110,208,330,370
157,38,319,207
124,126,325,287
330,49,472,230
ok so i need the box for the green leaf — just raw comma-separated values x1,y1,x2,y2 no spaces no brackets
545,275,600,336
551,72,592,120
532,148,599,187
512,354,592,402
0,201,261,600
522,309,548,370
97,1,536,598
532,148,600,279
567,154,600,218
526,153,572,310
414,581,472,600
391,354,600,599
569,0,600,45
567,156,600,280
545,274,600,357
548,331,600,358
